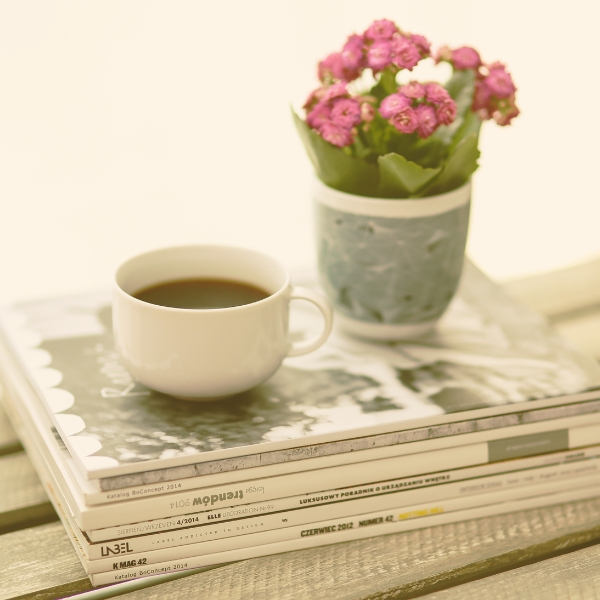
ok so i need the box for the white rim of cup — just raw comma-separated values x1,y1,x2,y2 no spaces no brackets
114,244,291,313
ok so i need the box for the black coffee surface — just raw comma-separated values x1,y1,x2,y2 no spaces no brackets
133,278,270,309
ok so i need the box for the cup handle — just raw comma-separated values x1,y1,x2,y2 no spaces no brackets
286,286,333,358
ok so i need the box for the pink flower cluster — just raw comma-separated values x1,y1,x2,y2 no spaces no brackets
437,46,519,126
304,82,365,147
302,20,520,149
318,19,430,83
473,62,519,125
379,82,457,138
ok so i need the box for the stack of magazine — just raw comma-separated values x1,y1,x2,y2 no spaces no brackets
2,262,600,587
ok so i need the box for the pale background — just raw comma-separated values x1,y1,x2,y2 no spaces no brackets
1,1,598,305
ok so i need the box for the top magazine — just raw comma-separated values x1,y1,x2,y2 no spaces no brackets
1,261,599,481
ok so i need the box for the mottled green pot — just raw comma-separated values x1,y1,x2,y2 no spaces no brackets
314,179,471,340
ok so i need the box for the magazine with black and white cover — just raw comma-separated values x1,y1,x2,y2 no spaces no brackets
5,357,600,532
0,262,599,487
7,343,600,512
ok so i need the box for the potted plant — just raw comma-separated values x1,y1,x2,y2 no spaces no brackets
294,19,519,340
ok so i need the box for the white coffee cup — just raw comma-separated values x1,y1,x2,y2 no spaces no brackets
113,245,333,400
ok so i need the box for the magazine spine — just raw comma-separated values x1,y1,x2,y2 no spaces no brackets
86,446,600,543
88,444,600,542
85,472,600,573
89,482,600,586
83,458,600,558
62,413,600,530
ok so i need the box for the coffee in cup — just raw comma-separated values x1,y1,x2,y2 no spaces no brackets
113,245,333,400
132,278,270,309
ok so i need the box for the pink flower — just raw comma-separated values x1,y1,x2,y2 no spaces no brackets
451,46,481,70
389,106,418,134
485,63,516,98
318,52,345,82
306,102,332,129
341,34,366,74
472,71,519,125
436,99,457,125
364,19,398,41
322,81,349,102
415,104,438,138
400,81,426,99
379,93,411,119
367,40,393,72
425,82,451,105
360,102,376,123
319,122,354,147
409,34,431,56
391,37,421,71
330,98,362,128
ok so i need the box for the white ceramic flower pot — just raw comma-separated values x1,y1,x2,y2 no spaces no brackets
313,179,471,340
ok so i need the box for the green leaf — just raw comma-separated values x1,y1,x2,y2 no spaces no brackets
450,109,482,151
419,132,480,197
361,115,394,158
387,133,448,169
378,153,441,198
292,110,380,196
370,70,398,102
445,69,476,116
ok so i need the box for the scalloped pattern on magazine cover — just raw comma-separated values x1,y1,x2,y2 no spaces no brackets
0,303,120,472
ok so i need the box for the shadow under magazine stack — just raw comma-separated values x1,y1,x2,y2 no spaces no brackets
2,262,600,587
